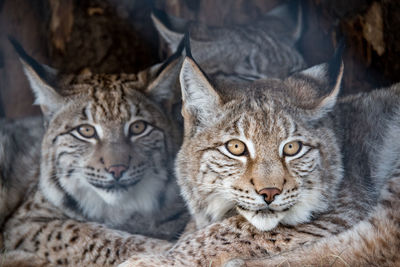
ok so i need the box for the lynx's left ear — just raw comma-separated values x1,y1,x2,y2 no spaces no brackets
300,42,344,120
9,37,64,118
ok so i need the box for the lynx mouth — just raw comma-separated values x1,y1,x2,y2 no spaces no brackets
237,203,293,214
88,178,142,191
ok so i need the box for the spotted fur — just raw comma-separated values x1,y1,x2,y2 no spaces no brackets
120,54,400,266
1,41,187,266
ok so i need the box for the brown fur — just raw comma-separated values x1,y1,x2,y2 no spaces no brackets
1,46,187,266
120,57,400,266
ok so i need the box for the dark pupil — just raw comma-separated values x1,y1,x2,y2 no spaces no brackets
289,144,293,149
235,144,239,148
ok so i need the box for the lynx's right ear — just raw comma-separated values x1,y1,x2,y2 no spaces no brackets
179,56,222,129
9,37,63,118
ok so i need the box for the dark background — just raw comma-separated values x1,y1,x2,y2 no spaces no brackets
0,0,399,118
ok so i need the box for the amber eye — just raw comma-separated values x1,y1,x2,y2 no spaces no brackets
283,141,302,156
77,124,96,138
129,120,147,135
226,139,247,156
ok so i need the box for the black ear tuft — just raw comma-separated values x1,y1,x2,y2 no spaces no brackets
8,36,55,86
184,31,193,59
152,8,169,25
327,39,345,86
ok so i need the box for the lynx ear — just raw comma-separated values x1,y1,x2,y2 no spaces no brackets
9,37,63,118
180,56,221,126
145,59,181,112
300,42,345,119
145,36,185,111
151,10,185,52
265,0,303,43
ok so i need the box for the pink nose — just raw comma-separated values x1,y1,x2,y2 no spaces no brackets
258,187,281,204
106,164,128,180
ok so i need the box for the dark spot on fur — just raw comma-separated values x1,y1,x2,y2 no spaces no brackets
70,235,79,243
14,238,25,249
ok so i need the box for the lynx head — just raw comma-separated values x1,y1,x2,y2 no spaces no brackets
152,0,305,81
11,38,182,224
176,50,344,231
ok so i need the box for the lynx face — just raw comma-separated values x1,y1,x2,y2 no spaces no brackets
16,39,182,224
40,76,176,211
176,56,344,231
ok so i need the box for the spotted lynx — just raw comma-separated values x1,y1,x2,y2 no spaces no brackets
152,0,305,82
120,45,400,266
1,39,188,266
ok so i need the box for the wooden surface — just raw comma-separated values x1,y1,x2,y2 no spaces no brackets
0,0,399,118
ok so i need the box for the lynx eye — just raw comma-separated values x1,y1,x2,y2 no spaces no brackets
226,139,247,156
77,124,96,138
283,141,302,157
129,120,147,135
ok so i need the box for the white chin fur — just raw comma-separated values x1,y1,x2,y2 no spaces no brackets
46,169,166,225
237,208,285,232
281,190,328,226
91,187,123,205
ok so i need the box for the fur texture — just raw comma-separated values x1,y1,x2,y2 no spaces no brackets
152,0,305,82
120,56,400,266
1,44,188,266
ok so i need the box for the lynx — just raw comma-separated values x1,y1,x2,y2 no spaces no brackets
1,39,188,266
120,46,400,266
152,1,305,82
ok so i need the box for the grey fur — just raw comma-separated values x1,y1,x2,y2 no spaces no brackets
152,0,305,83
0,116,44,227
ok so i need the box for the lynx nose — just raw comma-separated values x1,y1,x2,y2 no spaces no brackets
106,164,128,180
258,187,281,204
